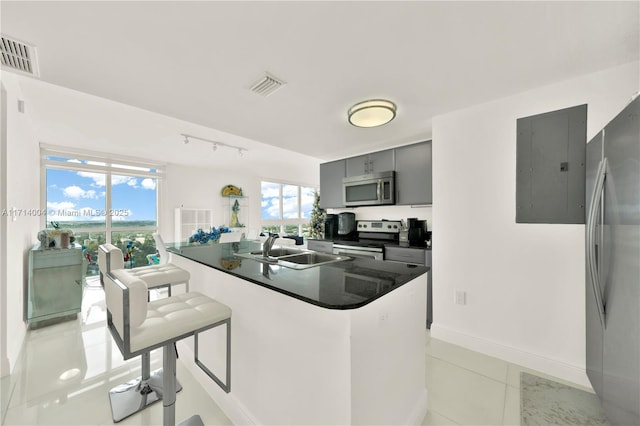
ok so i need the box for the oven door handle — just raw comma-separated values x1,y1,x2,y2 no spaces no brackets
333,246,383,260
333,245,382,253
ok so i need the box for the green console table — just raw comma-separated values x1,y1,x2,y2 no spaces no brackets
27,244,83,328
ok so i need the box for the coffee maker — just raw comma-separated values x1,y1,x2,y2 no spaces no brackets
323,214,339,240
401,218,427,246
337,212,356,238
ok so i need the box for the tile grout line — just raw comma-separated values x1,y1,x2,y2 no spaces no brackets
427,352,510,387
429,408,462,425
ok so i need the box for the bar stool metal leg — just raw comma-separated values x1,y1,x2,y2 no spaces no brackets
163,344,204,426
108,350,183,422
163,344,177,426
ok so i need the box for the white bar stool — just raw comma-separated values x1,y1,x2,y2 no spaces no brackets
104,271,231,426
98,240,191,422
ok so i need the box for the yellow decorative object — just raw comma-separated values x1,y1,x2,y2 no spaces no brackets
221,185,243,196
220,258,241,270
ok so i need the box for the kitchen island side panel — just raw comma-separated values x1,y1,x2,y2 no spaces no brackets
171,254,352,425
349,272,428,425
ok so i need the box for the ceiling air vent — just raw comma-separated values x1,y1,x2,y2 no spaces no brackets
249,73,285,97
0,35,39,77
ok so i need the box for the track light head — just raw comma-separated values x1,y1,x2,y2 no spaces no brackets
180,133,247,157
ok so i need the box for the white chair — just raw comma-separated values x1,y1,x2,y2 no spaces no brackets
245,228,259,240
98,237,190,422
104,270,231,426
219,232,242,243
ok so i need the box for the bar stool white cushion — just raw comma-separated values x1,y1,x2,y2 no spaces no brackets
98,243,190,291
113,264,190,289
132,293,231,352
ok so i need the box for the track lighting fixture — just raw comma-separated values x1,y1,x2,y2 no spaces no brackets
180,134,248,156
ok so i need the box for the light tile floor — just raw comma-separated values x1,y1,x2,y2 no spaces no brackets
422,331,595,425
2,279,594,425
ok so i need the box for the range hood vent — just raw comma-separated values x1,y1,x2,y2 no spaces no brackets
0,35,39,76
249,73,285,97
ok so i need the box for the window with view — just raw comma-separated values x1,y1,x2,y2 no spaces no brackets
42,147,164,274
260,181,316,237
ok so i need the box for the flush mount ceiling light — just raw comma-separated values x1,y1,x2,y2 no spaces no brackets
348,99,397,128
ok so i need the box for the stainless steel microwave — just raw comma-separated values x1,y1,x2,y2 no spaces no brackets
343,170,395,207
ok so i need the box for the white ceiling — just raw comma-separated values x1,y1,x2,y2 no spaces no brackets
2,1,638,162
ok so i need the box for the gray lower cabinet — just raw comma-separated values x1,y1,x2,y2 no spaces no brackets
346,149,395,177
385,246,433,328
395,141,432,205
28,246,83,327
320,159,346,208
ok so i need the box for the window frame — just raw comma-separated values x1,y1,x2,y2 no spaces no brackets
260,180,317,236
40,145,164,268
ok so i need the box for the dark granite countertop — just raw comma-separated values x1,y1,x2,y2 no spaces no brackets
167,240,429,310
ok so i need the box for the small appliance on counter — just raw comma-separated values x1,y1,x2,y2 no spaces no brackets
338,212,356,237
408,218,427,246
323,214,339,240
399,218,428,247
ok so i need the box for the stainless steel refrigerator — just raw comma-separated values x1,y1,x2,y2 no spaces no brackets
586,95,639,425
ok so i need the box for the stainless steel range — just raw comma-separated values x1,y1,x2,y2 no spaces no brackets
332,220,402,261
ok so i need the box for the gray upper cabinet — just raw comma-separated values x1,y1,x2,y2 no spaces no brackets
319,159,346,208
320,141,433,207
346,149,394,177
395,141,432,205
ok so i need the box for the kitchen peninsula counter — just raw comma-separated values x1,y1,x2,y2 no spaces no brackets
166,241,429,425
166,240,429,310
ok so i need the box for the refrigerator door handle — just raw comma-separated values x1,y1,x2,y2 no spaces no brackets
586,157,607,329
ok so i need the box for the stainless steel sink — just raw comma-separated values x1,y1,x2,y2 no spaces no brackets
248,247,307,258
237,247,350,269
278,252,350,269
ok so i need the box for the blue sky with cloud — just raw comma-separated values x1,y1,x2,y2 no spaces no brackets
260,182,315,220
46,168,157,223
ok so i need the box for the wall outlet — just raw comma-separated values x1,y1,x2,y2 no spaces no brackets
379,312,389,327
455,290,466,305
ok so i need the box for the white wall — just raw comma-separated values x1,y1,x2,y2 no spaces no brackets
431,61,640,386
1,82,8,377
0,73,42,376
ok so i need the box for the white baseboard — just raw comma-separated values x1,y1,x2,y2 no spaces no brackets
406,388,428,425
177,341,258,425
430,324,592,389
